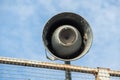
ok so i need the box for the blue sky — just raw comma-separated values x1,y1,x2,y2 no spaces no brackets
0,0,120,73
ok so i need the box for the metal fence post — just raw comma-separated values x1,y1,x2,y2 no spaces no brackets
65,61,71,80
96,67,110,80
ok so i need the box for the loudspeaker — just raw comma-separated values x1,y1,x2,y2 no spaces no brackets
42,12,93,61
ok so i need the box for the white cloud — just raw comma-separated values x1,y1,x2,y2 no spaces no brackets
38,0,57,14
58,0,80,11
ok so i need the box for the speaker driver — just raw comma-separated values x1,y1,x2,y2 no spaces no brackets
51,25,82,58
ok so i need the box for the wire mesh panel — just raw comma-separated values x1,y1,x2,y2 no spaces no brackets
0,64,65,80
0,64,95,80
71,72,95,80
0,64,96,80
0,57,120,80
1,64,120,80
110,76,120,80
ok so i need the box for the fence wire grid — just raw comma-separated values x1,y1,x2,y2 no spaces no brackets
0,64,120,80
0,57,120,80
0,64,95,80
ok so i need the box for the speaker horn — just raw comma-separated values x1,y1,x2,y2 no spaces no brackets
42,12,93,61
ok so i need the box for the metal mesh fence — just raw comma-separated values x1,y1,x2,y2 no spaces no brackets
110,76,120,80
71,72,95,80
0,64,96,80
0,57,120,80
0,64,65,80
1,64,120,80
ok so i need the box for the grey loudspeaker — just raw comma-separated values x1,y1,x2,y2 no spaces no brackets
42,12,93,61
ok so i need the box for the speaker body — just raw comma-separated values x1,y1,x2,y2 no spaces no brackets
42,12,93,61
